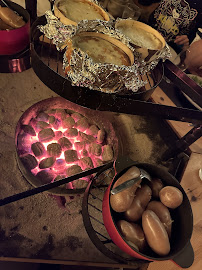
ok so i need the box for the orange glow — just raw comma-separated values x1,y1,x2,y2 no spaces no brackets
19,112,104,189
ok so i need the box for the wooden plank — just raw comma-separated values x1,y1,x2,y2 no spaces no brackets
0,257,148,269
151,86,202,154
148,152,202,270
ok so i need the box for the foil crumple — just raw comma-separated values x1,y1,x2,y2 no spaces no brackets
38,11,77,50
38,10,171,94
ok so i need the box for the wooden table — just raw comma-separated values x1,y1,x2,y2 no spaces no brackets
151,85,202,154
148,83,202,270
148,152,202,270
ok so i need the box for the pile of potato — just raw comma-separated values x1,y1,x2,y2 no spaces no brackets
110,166,183,256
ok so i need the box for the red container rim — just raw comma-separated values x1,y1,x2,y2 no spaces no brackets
0,1,30,56
102,162,194,266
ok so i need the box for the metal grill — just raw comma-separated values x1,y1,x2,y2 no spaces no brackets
31,16,164,101
31,16,202,124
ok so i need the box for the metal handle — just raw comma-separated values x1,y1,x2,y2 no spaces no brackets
111,176,141,195
0,161,113,207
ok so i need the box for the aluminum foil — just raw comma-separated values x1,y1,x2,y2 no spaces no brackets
114,18,171,70
38,8,171,94
38,11,77,50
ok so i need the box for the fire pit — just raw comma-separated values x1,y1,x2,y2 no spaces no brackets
15,97,118,195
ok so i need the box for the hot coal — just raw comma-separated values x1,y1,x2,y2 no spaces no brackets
58,137,72,150
17,134,31,153
94,158,103,167
78,132,95,144
31,142,46,157
64,150,79,163
62,117,75,129
75,117,89,131
45,109,56,115
66,165,82,176
38,128,55,142
21,125,36,136
20,154,38,170
54,174,70,189
36,112,49,121
64,128,78,137
47,143,62,157
102,145,113,161
39,157,56,169
17,105,115,191
72,179,88,189
74,141,85,151
35,121,50,130
88,125,99,136
81,149,88,157
88,143,102,156
36,170,55,184
55,109,67,120
48,115,56,125
79,157,93,170
55,131,63,139
71,112,83,121
97,129,105,144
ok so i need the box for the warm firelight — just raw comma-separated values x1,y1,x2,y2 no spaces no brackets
18,108,114,189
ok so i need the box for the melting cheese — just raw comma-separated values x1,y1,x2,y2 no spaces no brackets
117,25,162,50
58,0,104,22
72,35,131,66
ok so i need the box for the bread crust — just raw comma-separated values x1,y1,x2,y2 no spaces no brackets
54,0,110,26
115,19,166,50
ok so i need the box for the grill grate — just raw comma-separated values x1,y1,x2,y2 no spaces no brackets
31,16,202,124
34,33,162,95
31,16,164,102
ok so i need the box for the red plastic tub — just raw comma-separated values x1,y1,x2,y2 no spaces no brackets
0,1,30,55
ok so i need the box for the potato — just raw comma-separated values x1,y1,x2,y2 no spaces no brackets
142,210,170,256
117,220,146,252
149,178,164,198
110,166,141,212
159,186,183,209
147,201,173,238
124,184,152,222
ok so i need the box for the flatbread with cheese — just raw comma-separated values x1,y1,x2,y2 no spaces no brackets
54,0,109,25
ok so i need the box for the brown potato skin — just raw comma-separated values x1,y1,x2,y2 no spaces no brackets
142,210,170,256
0,7,25,28
110,166,141,212
159,186,183,209
124,184,152,222
149,178,164,198
147,201,172,238
117,220,146,252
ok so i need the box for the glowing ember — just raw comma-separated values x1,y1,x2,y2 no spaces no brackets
17,108,114,189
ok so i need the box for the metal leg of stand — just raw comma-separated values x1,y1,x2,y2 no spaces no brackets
25,0,37,23
162,125,202,161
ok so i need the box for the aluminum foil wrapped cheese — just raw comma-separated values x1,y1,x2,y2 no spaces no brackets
53,0,110,26
114,18,171,65
39,11,171,94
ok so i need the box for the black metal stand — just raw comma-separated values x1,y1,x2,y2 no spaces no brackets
27,1,202,161
25,0,37,23
162,125,202,161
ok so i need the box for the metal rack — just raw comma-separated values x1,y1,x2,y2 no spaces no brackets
29,14,202,161
30,15,202,125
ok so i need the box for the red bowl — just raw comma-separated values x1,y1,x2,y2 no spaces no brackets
102,160,194,268
0,1,30,55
